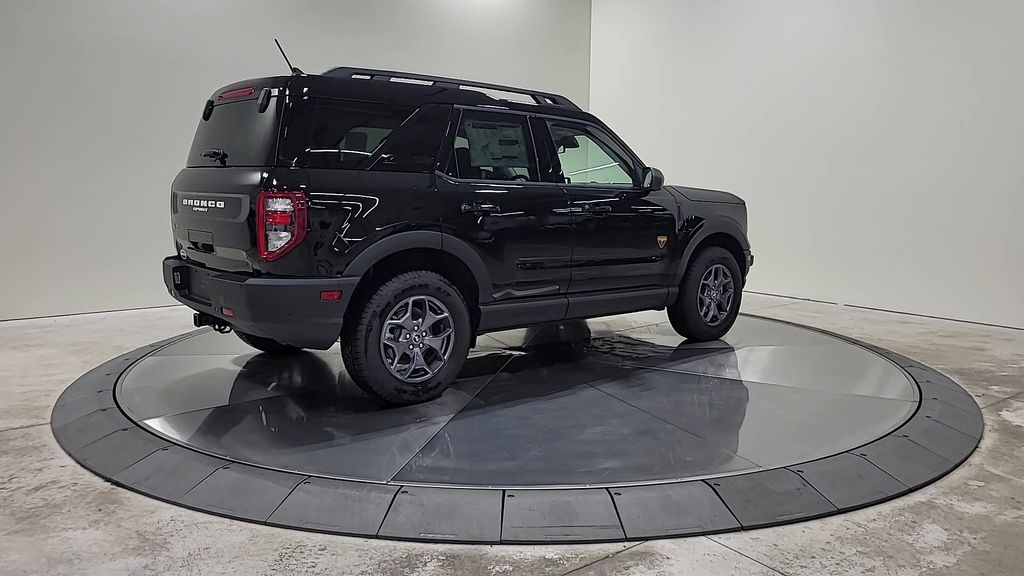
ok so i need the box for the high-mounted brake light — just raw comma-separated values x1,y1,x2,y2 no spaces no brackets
218,86,255,101
257,190,307,261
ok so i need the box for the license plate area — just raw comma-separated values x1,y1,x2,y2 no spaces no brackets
176,266,211,303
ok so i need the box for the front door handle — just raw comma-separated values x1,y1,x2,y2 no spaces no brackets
461,202,500,214
584,204,612,213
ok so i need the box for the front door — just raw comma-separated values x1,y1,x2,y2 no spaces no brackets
540,117,677,293
437,108,572,303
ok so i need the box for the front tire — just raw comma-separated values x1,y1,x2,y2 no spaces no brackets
341,271,472,405
234,330,300,354
668,246,743,341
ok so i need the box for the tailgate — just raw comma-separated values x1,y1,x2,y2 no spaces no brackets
171,167,264,271
172,77,286,271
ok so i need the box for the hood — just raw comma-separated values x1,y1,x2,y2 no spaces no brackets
666,185,745,205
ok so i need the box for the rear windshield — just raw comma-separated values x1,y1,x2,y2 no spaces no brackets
186,98,280,167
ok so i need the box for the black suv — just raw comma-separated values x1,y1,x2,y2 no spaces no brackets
164,67,752,404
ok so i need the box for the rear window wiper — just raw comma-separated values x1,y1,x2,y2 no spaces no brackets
201,148,228,165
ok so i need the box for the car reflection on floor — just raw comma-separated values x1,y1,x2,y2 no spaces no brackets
173,319,749,485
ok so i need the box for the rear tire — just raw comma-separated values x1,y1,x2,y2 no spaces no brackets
341,271,472,405
668,246,743,341
234,330,300,354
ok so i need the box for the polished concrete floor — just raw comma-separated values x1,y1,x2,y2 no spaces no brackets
1,293,1023,575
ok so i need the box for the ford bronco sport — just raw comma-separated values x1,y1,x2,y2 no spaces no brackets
164,66,752,405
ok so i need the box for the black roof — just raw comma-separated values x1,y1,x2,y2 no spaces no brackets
280,68,601,125
325,67,581,109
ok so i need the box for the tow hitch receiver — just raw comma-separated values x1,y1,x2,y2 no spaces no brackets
194,312,232,334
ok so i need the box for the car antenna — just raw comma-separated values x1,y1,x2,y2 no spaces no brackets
274,39,304,76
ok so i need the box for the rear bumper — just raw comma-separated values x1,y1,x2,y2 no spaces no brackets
162,256,360,349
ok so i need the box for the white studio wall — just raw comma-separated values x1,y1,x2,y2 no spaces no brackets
0,0,592,320
591,0,1024,328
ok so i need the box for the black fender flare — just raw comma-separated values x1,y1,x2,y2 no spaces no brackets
343,230,493,303
674,217,750,285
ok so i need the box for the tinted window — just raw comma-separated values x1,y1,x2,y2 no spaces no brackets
280,99,413,169
187,98,280,167
369,104,450,173
545,119,634,186
448,110,539,182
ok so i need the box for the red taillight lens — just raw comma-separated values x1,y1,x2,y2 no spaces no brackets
256,190,307,261
265,212,293,226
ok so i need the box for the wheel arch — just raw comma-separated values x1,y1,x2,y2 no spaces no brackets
342,231,491,331
676,220,750,285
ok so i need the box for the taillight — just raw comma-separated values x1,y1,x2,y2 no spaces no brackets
256,190,307,261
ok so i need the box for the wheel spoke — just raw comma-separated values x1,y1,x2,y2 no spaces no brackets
720,290,734,311
402,348,420,378
422,308,450,331
719,297,728,316
406,298,424,331
702,301,715,321
423,328,452,355
391,348,409,369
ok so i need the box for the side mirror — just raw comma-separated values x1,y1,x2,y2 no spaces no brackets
641,167,664,191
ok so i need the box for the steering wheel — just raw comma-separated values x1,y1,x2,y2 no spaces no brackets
511,174,530,182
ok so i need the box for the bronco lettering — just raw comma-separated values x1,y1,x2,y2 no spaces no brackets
182,198,226,210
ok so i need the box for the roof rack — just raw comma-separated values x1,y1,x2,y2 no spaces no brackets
323,66,581,111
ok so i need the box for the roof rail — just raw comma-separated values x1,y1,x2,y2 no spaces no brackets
323,66,581,111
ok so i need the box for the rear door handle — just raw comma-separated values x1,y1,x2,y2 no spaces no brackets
461,203,500,214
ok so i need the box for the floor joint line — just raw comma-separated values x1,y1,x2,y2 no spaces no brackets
383,352,519,484
264,476,309,522
586,381,763,469
981,390,1024,410
556,541,647,576
0,421,49,434
705,535,793,576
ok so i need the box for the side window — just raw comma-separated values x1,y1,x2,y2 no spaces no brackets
280,98,413,170
447,110,539,182
370,104,450,173
544,119,635,186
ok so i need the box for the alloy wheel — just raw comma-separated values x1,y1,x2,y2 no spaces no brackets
380,295,455,383
697,264,734,327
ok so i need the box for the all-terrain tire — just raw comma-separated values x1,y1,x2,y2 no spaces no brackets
340,271,472,405
668,246,743,341
234,330,301,354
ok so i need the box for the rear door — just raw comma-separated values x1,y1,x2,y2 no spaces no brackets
436,108,572,303
540,117,677,293
171,79,284,272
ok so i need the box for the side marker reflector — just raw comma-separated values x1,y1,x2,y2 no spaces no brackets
320,290,343,302
220,307,235,317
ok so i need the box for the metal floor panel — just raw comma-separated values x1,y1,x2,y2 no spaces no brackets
51,314,982,543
